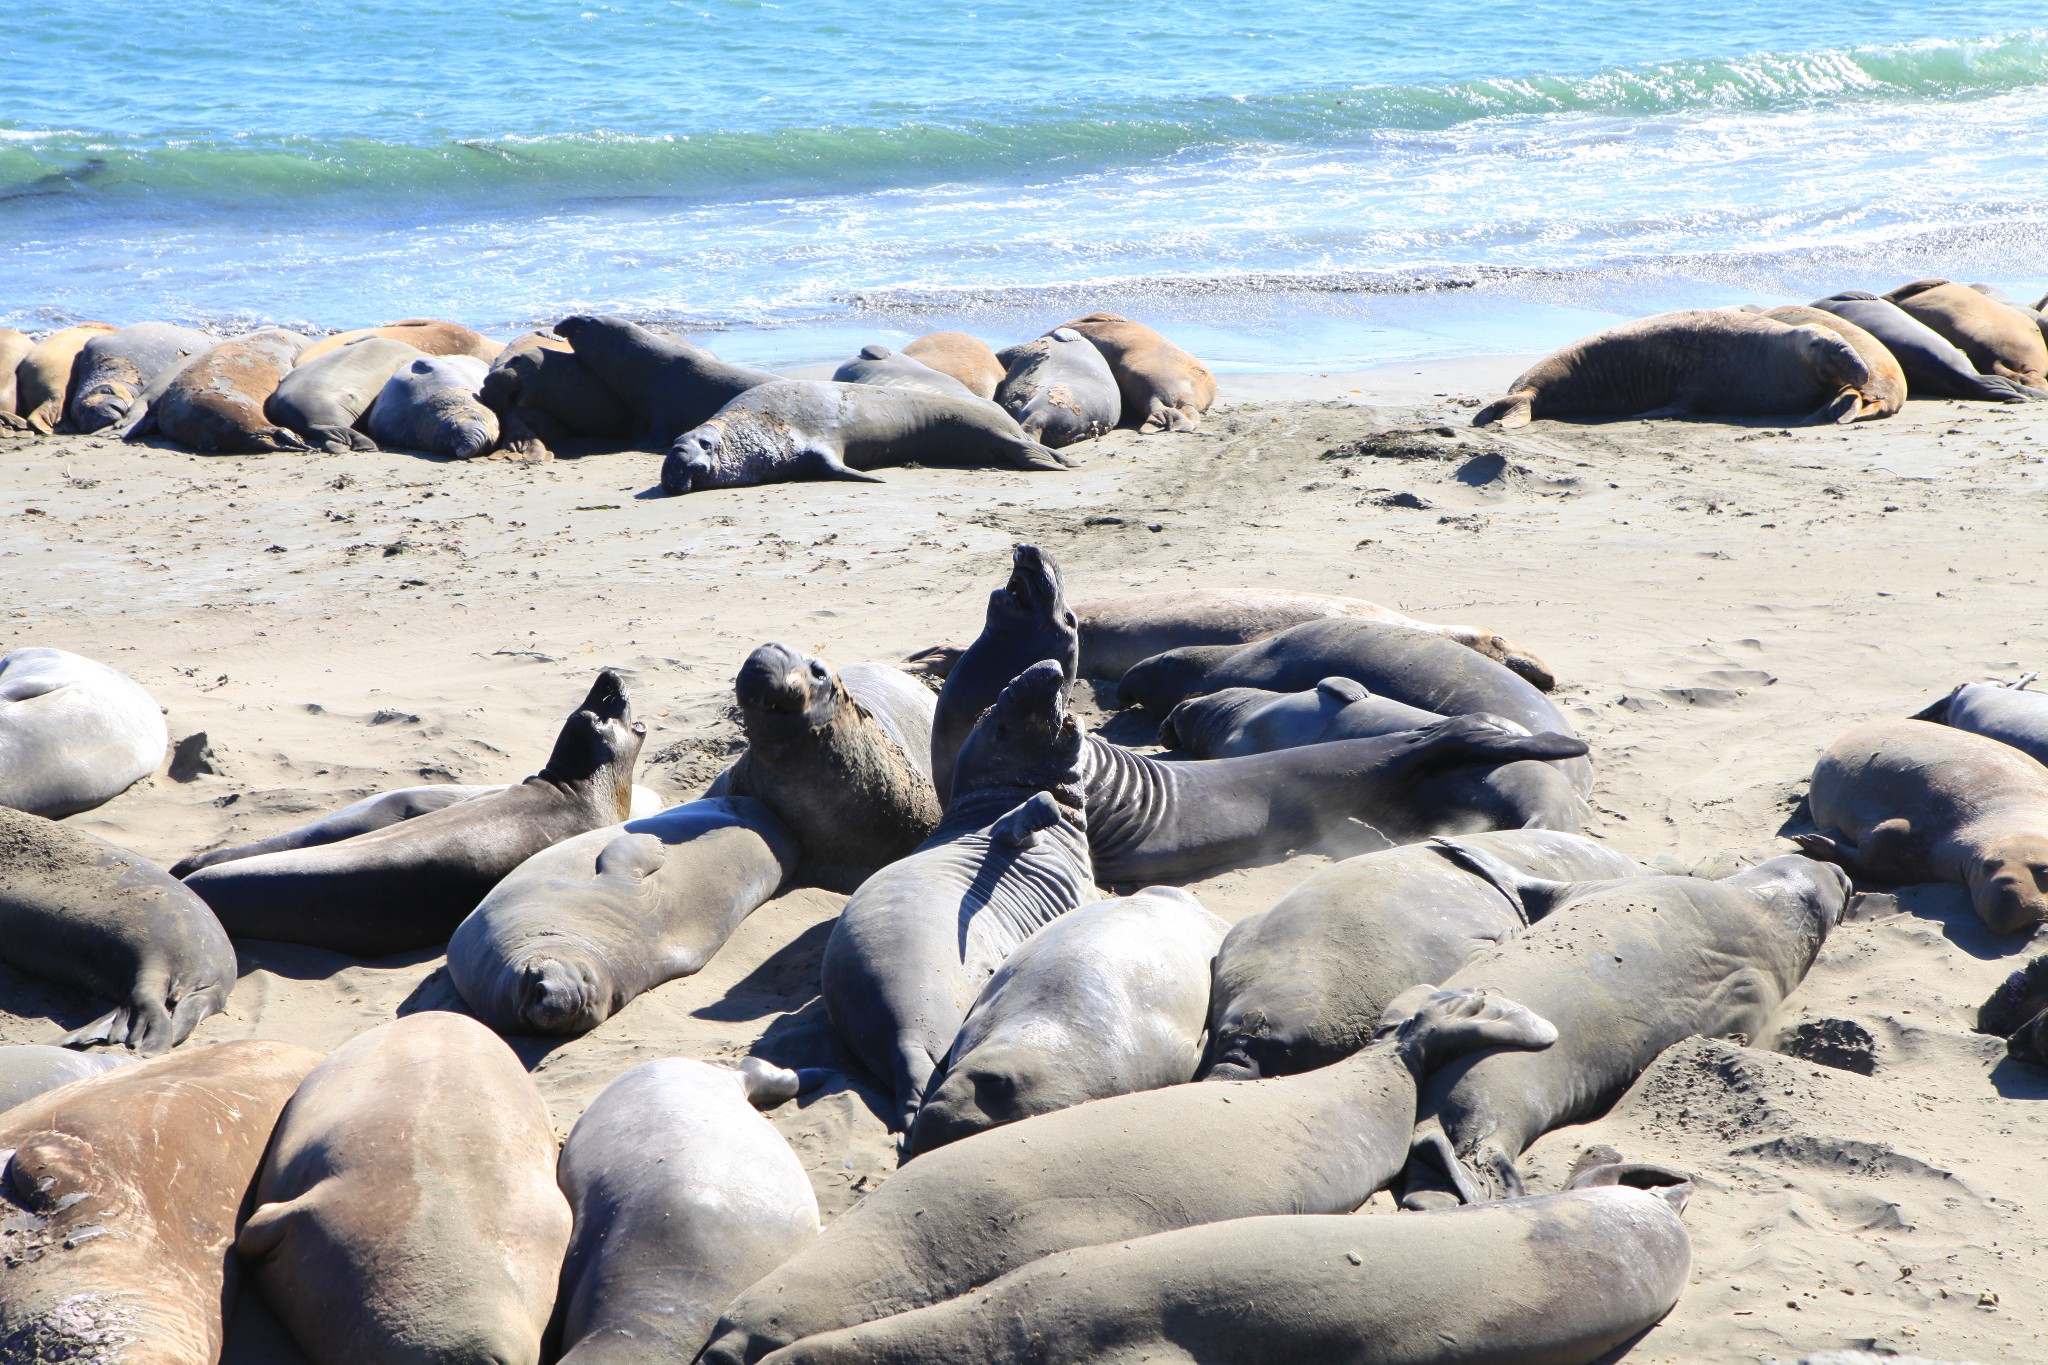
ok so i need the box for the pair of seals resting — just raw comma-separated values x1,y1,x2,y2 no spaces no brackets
1059,312,1217,432
700,986,1557,1364
555,314,776,446
0,1044,126,1114
480,331,637,461
1914,675,2048,766
0,804,237,1053
1809,293,2033,403
906,886,1226,1154
131,328,311,452
901,331,1005,399
993,326,1120,447
68,322,213,434
1746,304,1906,418
182,670,644,954
832,344,973,398
0,646,168,818
296,318,500,365
238,1012,570,1365
1800,718,2048,933
10,321,114,432
368,352,499,458
267,336,426,452
448,796,798,1035
1473,309,1880,428
554,1058,819,1365
1886,278,2048,388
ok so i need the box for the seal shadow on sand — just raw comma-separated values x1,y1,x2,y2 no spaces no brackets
0,960,114,1042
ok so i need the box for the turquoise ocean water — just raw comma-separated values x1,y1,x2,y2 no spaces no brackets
5,2,2047,369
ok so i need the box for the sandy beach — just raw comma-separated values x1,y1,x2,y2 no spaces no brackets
5,352,2045,1363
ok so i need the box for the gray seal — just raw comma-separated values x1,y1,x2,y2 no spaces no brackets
267,335,427,452
0,646,168,818
1753,304,1905,419
1913,675,2048,766
182,671,644,955
367,352,499,458
1059,312,1217,432
0,804,239,1054
1159,676,1449,755
68,321,213,433
554,1058,820,1365
1885,278,2048,388
993,326,1120,447
822,660,1095,1134
931,544,1080,800
831,343,974,398
132,328,311,452
698,986,1556,1365
661,379,1074,494
555,314,776,446
906,887,1226,1155
1474,309,1878,428
479,331,638,462
1204,829,1644,1081
0,1043,128,1114
900,331,1005,399
1810,292,2033,403
448,796,798,1035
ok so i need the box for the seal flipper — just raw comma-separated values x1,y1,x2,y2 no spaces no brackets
736,1056,804,1109
236,1196,304,1262
1395,715,1588,778
596,832,666,881
7,1132,100,1214
1473,392,1533,429
1910,684,1965,724
798,445,885,484
1380,986,1557,1075
990,791,1062,850
1316,676,1371,704
1398,1124,1487,1209
1428,836,1624,923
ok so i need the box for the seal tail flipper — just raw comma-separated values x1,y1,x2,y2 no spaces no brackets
736,1056,804,1109
167,988,225,1048
1397,1125,1487,1209
890,1039,939,1145
1564,1149,1695,1215
1472,392,1533,429
1909,684,1965,724
1010,439,1078,471
1408,714,1587,767
58,1006,128,1051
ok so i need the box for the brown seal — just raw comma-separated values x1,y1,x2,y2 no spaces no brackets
900,331,1005,399
1755,304,1905,419
1885,278,2048,388
11,322,115,433
297,319,501,365
1059,312,1217,432
142,328,312,453
0,328,36,428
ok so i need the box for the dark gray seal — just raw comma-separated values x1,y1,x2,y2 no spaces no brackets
1979,954,2048,1069
170,782,501,876
1914,676,2048,767
0,645,168,818
0,1043,127,1114
266,335,426,452
68,321,213,434
555,314,776,446
831,343,974,398
554,1058,819,1365
1204,829,1645,1081
0,804,238,1054
448,796,798,1036
1059,312,1217,433
993,326,1120,447
1885,278,2048,388
1809,292,2032,403
181,671,644,955
367,352,499,458
479,331,638,462
931,544,1080,801
132,328,311,453
1159,676,1448,755
698,985,1555,1364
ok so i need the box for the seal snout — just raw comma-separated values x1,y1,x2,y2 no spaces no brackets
518,958,600,1033
578,668,633,724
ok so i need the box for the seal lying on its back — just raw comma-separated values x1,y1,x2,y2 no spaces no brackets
10,321,113,433
662,380,1073,494
238,1012,570,1365
901,330,1005,399
135,328,310,452
449,796,798,1035
556,314,777,446
0,1043,127,1114
1475,309,1878,428
267,335,427,452
906,887,1227,1154
68,321,213,434
993,326,1121,447
367,352,498,458
1914,676,2048,767
1801,718,2048,933
554,1058,819,1365
1203,829,1645,1081
0,1040,324,1365
296,318,500,365
182,670,644,954
699,986,1555,1364
1059,312,1217,432
1752,304,1906,419
1159,676,1449,755
0,805,238,1053
832,343,974,398
1886,278,2048,388
1810,292,2032,402
0,646,168,817
480,331,638,461
757,1160,1695,1365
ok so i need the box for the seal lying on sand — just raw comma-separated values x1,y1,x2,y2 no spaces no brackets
1810,292,2033,402
10,321,113,432
69,321,213,434
182,670,644,954
134,328,310,452
901,331,1005,399
554,1058,819,1365
0,805,239,1053
1059,312,1217,432
1886,278,2048,388
1800,718,2048,933
662,380,1074,494
556,314,776,446
832,344,974,398
1159,676,1450,756
0,1039,323,1365
699,986,1555,1364
267,335,426,451
1914,676,2048,767
0,328,36,425
1474,310,1878,428
449,796,798,1035
906,888,1226,1154
368,352,498,458
1979,954,2048,1068
0,645,168,818
0,1043,127,1113
296,318,500,365
1751,304,1906,419
994,326,1121,447
480,331,638,461
238,1012,570,1365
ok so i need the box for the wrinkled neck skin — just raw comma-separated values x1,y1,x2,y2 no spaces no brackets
697,415,794,487
537,724,636,822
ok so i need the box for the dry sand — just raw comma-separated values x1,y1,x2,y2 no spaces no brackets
3,353,2045,1363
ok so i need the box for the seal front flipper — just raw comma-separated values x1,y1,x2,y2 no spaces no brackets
991,791,1061,850
797,445,886,484
235,1195,305,1262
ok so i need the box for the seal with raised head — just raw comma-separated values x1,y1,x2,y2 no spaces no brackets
1059,312,1217,432
1474,309,1879,428
295,318,500,365
1914,675,2048,767
931,543,1080,800
480,330,637,461
133,328,311,452
182,670,644,954
1752,304,1906,419
0,1043,127,1114
0,804,238,1053
554,1057,820,1365
1203,829,1645,1081
698,986,1555,1365
237,1012,571,1365
555,314,777,446
662,379,1074,494
1810,292,2033,402
993,326,1120,447
0,328,36,425
1799,717,2048,933
10,321,114,433
1395,848,1849,1205
1885,278,2048,388
1,646,168,818
900,331,1005,399
68,321,213,434
831,343,974,398
906,887,1226,1155
266,335,427,452
367,352,499,458
449,796,798,1036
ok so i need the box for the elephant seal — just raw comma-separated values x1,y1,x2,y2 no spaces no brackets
11,321,113,432
709,645,940,870
296,319,500,365
1474,309,1877,428
1,646,168,818
1809,292,2032,402
554,1058,819,1365
1059,312,1217,432
479,331,636,461
661,379,1073,494
993,326,1120,447
1914,676,2048,767
1753,304,1905,418
0,805,238,1053
931,544,1081,800
1980,953,2048,1067
905,887,1226,1155
237,1012,571,1365
699,986,1555,1364
1396,849,1849,1205
824,660,1095,1134
1885,278,2048,387
831,343,974,398
182,670,644,954
1073,587,1556,690
0,1039,323,1365
449,796,798,1035
267,336,426,452
555,314,776,446
1799,718,2048,933
1204,829,1644,1081
135,328,310,452
1973,282,2048,348
755,1161,1694,1365
367,352,498,458
1159,676,1450,755
67,321,213,433
0,1044,127,1114
0,328,35,423
900,331,1005,399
